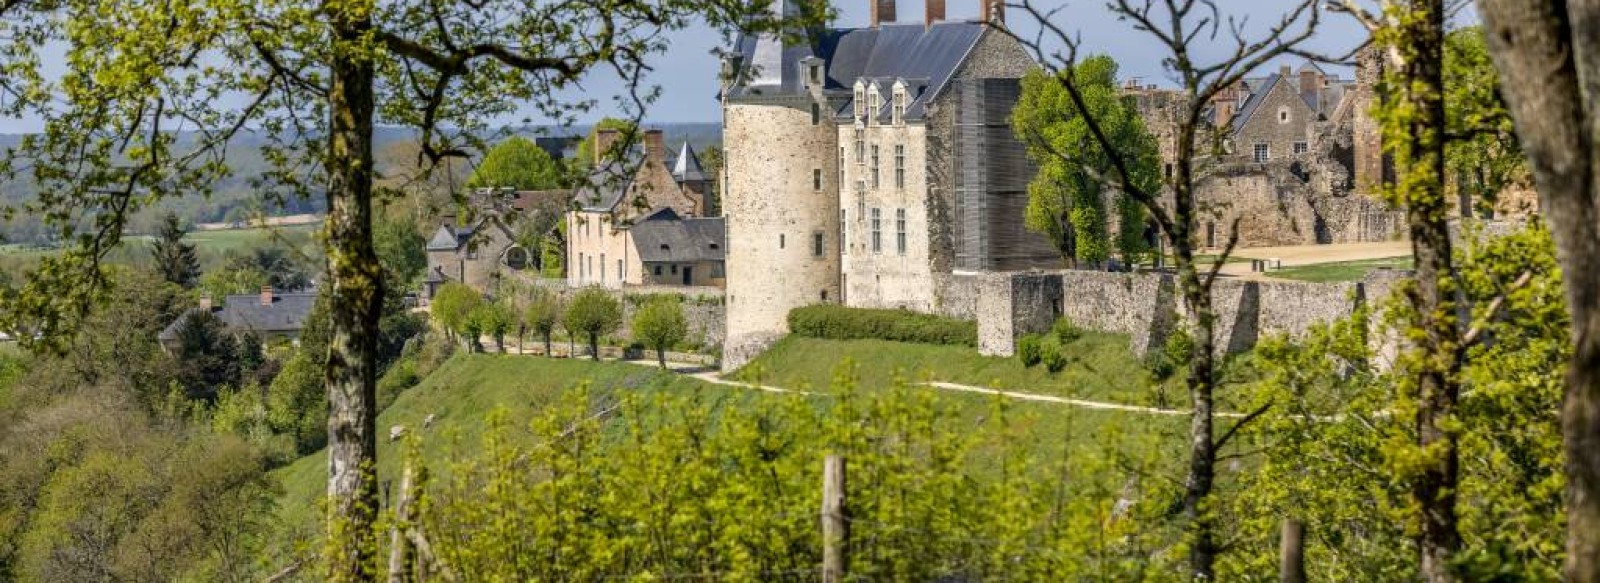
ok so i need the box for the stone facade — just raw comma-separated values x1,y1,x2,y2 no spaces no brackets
720,2,1049,370
1136,52,1406,249
978,269,1380,360
567,129,720,290
723,101,841,370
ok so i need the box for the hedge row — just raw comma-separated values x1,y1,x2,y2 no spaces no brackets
787,304,978,347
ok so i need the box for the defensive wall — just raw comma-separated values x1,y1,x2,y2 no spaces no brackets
973,269,1408,360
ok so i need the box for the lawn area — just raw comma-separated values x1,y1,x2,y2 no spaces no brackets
1267,256,1413,283
735,333,1177,407
264,352,1187,567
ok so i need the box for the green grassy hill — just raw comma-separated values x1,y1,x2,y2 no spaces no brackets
736,333,1174,407
265,348,1187,570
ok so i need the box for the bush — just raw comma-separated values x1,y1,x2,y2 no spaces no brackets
633,297,688,368
1017,334,1044,367
1144,326,1193,381
1039,335,1070,373
1051,317,1083,344
787,305,977,347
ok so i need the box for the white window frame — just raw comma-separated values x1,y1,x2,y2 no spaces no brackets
1292,141,1309,155
1253,143,1270,163
870,208,882,254
895,208,907,256
870,145,880,189
894,144,905,190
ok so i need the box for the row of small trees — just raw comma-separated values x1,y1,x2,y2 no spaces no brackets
429,282,689,368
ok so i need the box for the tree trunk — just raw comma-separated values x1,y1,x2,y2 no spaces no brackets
589,334,600,361
1475,3,1600,580
323,2,382,580
658,347,667,369
544,333,553,357
1391,4,1462,580
1171,207,1219,580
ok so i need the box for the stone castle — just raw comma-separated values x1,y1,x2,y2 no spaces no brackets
720,0,1065,368
716,1,1425,369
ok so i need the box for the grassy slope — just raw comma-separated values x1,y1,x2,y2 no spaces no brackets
266,351,1185,567
1267,256,1413,283
736,333,1174,407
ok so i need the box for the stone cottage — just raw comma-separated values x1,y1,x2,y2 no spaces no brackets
720,0,1057,367
566,129,721,288
422,187,567,300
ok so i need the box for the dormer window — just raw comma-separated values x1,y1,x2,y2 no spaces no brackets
808,62,824,86
854,84,865,118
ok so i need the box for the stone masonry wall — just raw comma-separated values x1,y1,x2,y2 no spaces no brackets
980,270,1373,359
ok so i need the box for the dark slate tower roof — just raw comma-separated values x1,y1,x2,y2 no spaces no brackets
725,11,992,117
672,142,707,183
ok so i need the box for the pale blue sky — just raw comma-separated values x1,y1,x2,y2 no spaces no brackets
0,1,1473,133
559,0,1415,125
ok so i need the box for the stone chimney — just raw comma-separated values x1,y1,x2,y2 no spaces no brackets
199,294,212,311
870,0,895,27
925,0,944,29
1215,101,1236,129
643,129,667,164
594,128,621,165
1299,69,1319,96
260,286,274,307
980,0,1004,24
1278,64,1292,79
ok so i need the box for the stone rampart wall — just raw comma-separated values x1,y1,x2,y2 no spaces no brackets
980,270,1382,358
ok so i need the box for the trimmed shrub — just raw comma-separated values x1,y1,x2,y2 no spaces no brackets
787,305,977,347
1051,317,1083,344
1017,334,1044,367
1144,326,1194,381
1042,343,1069,373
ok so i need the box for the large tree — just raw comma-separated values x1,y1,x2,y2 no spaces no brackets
1472,2,1600,580
1011,56,1159,268
1442,26,1524,219
0,1,797,578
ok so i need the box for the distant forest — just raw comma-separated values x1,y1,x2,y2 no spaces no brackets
0,122,722,244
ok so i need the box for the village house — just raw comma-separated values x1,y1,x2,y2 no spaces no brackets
422,187,568,300
721,0,1056,362
565,128,725,289
158,287,317,351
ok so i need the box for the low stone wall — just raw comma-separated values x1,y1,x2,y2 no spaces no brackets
979,269,1387,359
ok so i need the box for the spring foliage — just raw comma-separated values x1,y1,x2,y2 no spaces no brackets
1012,56,1160,267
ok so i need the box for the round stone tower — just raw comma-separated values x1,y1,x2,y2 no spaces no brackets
721,0,841,370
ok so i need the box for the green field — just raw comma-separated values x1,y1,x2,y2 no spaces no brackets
0,222,321,274
1267,256,1413,283
736,333,1180,407
265,351,1188,566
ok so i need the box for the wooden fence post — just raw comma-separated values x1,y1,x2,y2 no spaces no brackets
1280,518,1306,583
387,462,417,583
822,454,848,583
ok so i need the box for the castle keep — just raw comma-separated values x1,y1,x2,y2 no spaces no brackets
720,0,1055,368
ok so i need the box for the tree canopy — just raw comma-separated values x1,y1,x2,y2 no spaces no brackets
466,136,566,191
563,287,621,361
1012,56,1160,268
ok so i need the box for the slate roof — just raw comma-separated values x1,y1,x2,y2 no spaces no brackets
158,293,318,342
575,149,647,212
1230,63,1357,133
726,21,991,122
672,142,706,183
426,224,459,251
629,208,726,263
